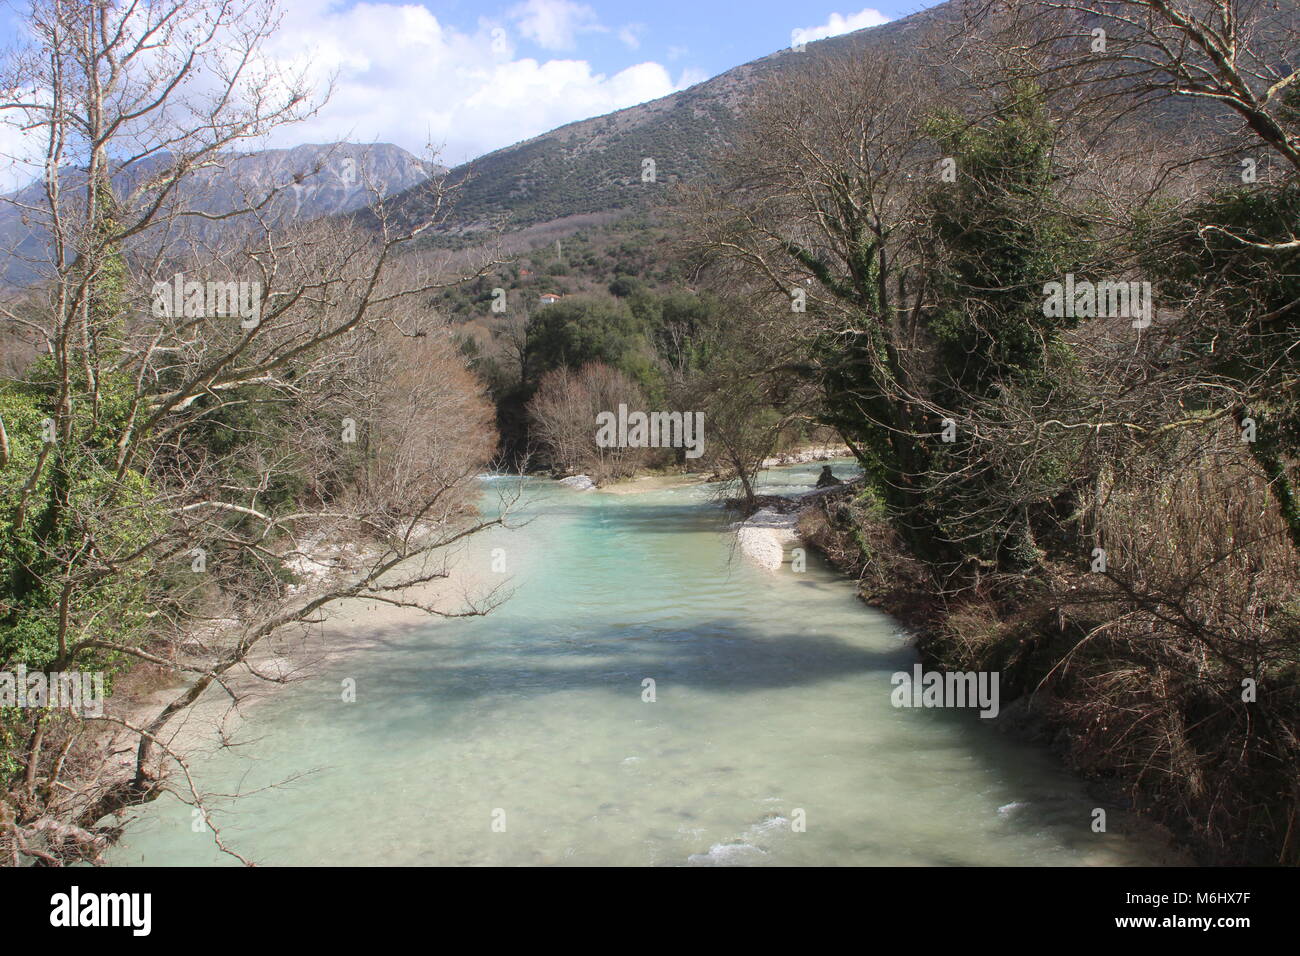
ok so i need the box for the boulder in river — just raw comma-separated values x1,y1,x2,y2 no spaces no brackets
815,465,843,488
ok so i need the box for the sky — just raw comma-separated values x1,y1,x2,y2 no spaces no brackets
0,0,939,186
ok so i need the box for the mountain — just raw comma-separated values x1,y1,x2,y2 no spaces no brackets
0,142,437,283
159,142,438,223
390,6,949,241
388,0,1266,249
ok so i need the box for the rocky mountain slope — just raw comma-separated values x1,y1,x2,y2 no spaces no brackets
391,6,948,240
0,142,436,282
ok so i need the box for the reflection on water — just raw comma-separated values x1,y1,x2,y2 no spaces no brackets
109,461,1161,866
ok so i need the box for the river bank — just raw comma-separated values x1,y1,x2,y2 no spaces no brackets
98,535,498,841
561,444,854,498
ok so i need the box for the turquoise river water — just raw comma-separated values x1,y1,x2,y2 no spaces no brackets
108,461,1162,866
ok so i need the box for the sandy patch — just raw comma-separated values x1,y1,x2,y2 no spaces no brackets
101,543,497,788
760,445,851,469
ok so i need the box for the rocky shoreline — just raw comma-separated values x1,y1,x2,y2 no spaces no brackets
730,484,847,571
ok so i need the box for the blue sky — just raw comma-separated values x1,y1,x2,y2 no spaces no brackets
0,0,940,182
422,0,933,88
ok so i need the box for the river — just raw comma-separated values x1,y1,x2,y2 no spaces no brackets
108,461,1162,866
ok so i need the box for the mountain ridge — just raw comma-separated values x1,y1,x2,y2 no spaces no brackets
0,141,437,283
393,5,949,241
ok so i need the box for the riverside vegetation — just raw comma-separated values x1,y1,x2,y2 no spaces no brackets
676,3,1300,865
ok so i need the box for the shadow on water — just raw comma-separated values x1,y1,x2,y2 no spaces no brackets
281,618,1133,861
583,502,737,534
334,620,906,705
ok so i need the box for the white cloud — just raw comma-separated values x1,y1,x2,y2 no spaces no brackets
674,67,709,90
509,0,604,52
618,23,646,50
255,1,691,168
0,1,700,185
0,120,43,193
462,59,693,143
795,8,891,44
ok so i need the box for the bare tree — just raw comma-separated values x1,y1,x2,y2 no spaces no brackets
0,0,509,865
528,362,647,482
